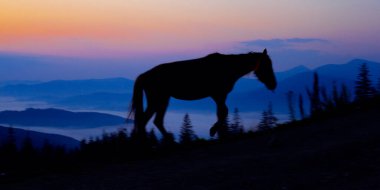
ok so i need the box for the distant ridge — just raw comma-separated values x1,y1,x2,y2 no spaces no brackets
0,77,134,97
276,65,310,81
0,108,131,127
0,125,79,149
315,59,380,81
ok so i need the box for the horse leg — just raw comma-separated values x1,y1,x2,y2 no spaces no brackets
210,94,229,137
133,92,156,138
153,97,170,137
141,106,156,130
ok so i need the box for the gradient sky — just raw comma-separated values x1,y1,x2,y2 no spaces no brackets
1,0,380,79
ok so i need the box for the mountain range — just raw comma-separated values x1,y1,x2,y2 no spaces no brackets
0,59,379,115
0,77,134,98
229,59,380,113
0,108,130,127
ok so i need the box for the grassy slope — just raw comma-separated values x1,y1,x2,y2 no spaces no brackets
3,106,380,190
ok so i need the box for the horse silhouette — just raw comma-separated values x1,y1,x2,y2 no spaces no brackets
129,49,276,137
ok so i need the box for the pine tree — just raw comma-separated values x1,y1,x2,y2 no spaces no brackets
298,94,305,119
4,126,17,155
42,139,54,159
340,83,351,105
79,139,87,151
179,113,198,144
307,72,322,116
286,91,296,122
230,108,244,135
114,128,128,156
217,115,231,140
20,132,35,159
257,110,269,131
332,81,339,106
321,86,334,111
117,128,128,145
266,102,278,128
355,63,375,102
257,102,278,131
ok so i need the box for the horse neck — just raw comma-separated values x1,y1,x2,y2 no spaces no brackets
229,54,259,79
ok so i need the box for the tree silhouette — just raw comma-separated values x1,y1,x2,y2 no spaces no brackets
266,102,278,128
230,108,244,135
286,91,296,122
258,110,269,131
179,113,198,144
307,72,322,116
41,139,54,160
217,116,232,140
257,102,278,131
332,81,339,106
298,94,305,119
321,86,334,111
116,128,128,145
332,83,351,109
20,132,35,159
355,63,375,102
3,126,17,155
115,128,128,156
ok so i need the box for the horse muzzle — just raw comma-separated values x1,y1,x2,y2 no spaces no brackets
266,82,277,91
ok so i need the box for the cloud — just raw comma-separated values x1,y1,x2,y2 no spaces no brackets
240,38,329,49
286,38,328,43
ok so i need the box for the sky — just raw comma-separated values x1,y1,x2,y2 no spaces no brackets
1,0,380,80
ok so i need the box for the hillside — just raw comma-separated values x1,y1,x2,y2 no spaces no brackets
0,108,130,127
0,125,79,149
3,103,380,190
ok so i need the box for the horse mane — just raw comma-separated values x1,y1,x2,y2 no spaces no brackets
206,51,261,57
201,52,263,68
205,52,222,58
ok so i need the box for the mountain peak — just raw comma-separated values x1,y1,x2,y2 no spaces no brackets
276,65,311,81
314,59,380,79
288,65,310,72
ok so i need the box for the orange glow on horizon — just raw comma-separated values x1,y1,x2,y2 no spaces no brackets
1,0,380,58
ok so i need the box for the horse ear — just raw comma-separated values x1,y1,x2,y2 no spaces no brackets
263,49,267,55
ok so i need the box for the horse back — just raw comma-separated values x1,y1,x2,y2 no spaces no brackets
140,55,237,99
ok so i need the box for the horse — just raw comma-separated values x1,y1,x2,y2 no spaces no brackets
128,49,276,138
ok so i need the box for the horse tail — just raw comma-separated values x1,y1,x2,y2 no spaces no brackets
128,75,145,126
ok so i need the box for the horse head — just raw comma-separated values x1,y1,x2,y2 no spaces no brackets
253,49,277,91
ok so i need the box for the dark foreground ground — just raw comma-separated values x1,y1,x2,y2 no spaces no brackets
2,106,380,190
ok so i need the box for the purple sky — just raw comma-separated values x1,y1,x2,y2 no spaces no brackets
1,0,380,80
